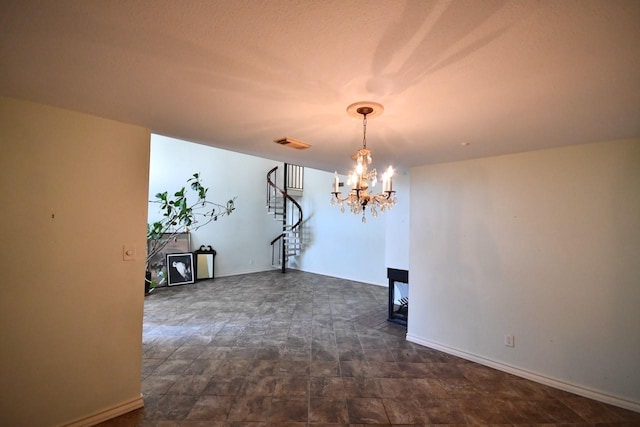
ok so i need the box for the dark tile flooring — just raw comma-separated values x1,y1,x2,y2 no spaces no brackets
100,270,639,426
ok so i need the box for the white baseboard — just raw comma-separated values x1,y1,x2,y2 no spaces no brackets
62,394,144,427
406,334,640,413
290,267,388,287
214,267,275,277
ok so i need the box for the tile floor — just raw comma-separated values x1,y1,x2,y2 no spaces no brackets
100,270,639,426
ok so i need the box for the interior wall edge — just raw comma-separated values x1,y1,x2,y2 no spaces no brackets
406,334,640,414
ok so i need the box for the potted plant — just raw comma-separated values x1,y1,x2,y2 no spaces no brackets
145,173,235,294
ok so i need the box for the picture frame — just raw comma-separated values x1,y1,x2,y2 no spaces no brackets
166,253,195,286
194,245,216,280
147,232,190,287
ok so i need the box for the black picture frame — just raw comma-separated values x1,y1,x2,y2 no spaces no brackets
166,253,195,286
194,245,217,280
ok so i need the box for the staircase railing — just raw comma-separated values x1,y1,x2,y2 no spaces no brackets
267,165,303,272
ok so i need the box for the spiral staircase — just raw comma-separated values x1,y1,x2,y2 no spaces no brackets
266,164,303,272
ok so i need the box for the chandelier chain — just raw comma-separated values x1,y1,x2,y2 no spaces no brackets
362,115,367,149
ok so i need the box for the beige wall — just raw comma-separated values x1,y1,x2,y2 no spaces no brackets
408,138,640,410
0,97,150,426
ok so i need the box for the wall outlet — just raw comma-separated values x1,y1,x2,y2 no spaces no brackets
504,334,515,347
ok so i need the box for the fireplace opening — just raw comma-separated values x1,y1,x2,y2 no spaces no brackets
387,268,408,326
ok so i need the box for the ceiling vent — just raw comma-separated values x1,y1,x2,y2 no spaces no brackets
274,137,311,150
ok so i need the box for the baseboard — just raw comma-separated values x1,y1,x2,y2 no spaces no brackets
289,266,388,287
62,394,144,427
214,267,274,277
406,334,640,413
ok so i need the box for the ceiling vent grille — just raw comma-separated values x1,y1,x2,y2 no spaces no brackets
274,137,311,150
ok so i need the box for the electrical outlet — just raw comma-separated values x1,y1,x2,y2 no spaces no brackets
504,335,515,347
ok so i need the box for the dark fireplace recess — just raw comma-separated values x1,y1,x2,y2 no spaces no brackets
387,268,408,326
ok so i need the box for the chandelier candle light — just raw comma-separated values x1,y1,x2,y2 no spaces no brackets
331,101,397,223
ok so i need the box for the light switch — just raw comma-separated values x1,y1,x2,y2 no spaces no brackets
123,244,136,261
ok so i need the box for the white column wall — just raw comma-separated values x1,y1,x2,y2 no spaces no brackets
385,171,410,271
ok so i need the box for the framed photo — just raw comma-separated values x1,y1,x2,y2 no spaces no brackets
167,253,195,286
147,232,190,287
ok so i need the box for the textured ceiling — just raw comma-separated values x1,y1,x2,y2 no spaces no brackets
1,0,639,173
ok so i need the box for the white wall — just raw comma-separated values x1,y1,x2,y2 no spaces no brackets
149,136,408,286
408,138,640,410
385,171,410,271
149,135,283,277
294,168,387,285
0,97,150,426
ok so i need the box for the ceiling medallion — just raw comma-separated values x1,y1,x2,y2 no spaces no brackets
331,102,396,223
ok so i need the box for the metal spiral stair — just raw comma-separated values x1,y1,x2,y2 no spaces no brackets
266,164,303,272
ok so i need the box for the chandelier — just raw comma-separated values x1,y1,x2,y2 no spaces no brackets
331,101,397,223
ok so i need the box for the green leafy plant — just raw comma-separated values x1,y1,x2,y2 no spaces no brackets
146,173,236,288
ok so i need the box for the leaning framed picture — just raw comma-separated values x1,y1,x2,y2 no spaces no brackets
147,232,190,287
166,253,195,286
